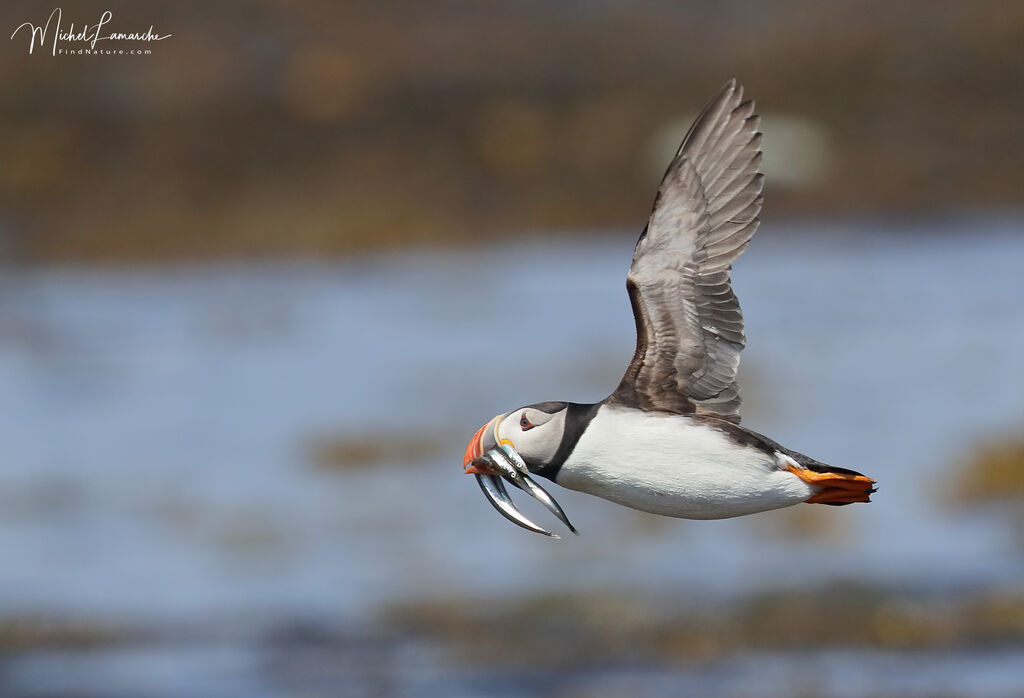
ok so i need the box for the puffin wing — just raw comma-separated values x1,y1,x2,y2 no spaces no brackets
611,80,763,422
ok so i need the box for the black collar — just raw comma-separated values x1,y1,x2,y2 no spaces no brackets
535,402,600,481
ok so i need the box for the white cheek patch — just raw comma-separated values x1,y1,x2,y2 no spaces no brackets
496,411,532,450
491,408,567,468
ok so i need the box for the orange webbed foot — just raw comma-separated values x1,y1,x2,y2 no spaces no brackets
785,462,876,505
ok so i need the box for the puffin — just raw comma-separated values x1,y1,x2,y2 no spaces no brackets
463,79,876,537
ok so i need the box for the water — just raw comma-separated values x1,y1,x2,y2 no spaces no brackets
1,219,1023,696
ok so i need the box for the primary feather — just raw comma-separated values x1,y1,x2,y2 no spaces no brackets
611,79,763,423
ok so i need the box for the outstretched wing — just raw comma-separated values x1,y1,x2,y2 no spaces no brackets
610,79,763,423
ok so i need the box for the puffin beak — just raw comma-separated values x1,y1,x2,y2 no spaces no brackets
463,418,578,537
463,417,498,474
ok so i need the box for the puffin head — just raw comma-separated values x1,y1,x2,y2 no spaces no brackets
463,401,568,480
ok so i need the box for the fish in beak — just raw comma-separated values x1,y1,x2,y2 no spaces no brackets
463,417,577,537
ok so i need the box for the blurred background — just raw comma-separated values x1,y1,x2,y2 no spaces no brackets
2,1,1024,696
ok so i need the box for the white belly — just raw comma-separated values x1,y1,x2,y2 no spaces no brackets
555,406,813,519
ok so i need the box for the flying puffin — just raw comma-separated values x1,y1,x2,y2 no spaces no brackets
463,79,875,536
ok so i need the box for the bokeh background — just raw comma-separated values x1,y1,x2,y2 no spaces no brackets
2,1,1024,696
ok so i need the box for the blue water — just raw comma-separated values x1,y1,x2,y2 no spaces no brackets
1,219,1023,695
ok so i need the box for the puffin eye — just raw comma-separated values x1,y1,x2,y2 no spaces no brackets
520,413,534,431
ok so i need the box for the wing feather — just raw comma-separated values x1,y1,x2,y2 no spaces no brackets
609,80,763,422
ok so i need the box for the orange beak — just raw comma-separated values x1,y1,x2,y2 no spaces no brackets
463,417,497,474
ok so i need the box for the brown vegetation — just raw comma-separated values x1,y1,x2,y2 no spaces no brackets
386,584,1024,668
2,1,1023,263
950,438,1024,506
304,431,451,470
0,616,133,651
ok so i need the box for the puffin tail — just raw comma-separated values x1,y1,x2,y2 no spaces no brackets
781,455,877,506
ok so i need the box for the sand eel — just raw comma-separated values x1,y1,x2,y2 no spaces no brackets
463,80,876,537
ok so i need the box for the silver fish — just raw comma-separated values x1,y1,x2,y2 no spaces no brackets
472,445,578,537
475,467,559,538
495,444,578,535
